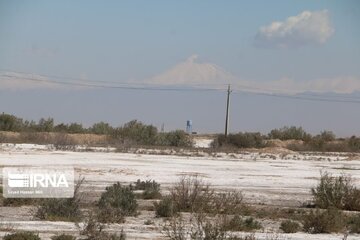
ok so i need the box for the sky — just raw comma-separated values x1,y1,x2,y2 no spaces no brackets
0,0,360,136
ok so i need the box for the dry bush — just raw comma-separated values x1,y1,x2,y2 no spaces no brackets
51,234,76,240
224,215,262,232
154,196,178,218
163,213,259,240
80,213,126,240
279,220,300,233
170,176,214,213
312,171,360,211
163,215,187,240
169,176,247,216
302,208,346,233
53,133,77,150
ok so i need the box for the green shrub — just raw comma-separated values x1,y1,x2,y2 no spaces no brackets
156,130,193,147
91,122,113,135
133,179,161,199
280,220,300,233
51,234,76,240
268,126,311,141
0,113,23,131
348,214,360,233
302,208,346,233
215,132,265,148
112,120,158,145
154,196,177,218
348,136,360,152
36,179,83,221
3,232,41,240
97,182,138,223
311,172,360,211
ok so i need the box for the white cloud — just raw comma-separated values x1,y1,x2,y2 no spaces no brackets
255,10,334,48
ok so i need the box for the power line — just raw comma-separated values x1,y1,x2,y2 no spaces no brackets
0,73,223,92
1,69,360,103
233,90,360,104
0,69,228,87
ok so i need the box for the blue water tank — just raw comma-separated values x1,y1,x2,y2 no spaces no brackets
186,120,192,134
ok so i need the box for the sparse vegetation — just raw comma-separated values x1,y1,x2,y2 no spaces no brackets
133,179,162,199
302,208,346,233
214,132,266,149
3,232,41,240
163,213,259,240
97,182,138,223
51,234,76,240
224,215,262,232
154,196,178,218
348,214,360,233
170,176,247,215
268,126,311,141
280,220,300,233
81,214,126,240
1,113,360,153
3,198,38,207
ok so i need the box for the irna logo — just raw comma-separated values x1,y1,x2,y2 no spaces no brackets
8,173,69,188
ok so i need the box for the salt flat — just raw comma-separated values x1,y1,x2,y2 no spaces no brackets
0,143,360,239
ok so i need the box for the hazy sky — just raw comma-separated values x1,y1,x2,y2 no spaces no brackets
0,0,360,136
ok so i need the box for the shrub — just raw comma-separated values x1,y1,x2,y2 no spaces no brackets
311,171,360,211
51,234,76,240
302,208,346,233
112,120,158,145
348,214,360,233
268,126,311,141
162,216,187,240
81,214,126,240
210,191,246,215
163,214,249,240
53,133,77,151
3,198,38,207
169,176,246,215
36,179,83,221
91,122,113,135
156,130,193,147
133,179,161,199
3,232,41,240
0,113,23,131
97,182,138,223
154,196,178,218
280,220,300,233
170,176,214,212
224,215,262,231
215,132,265,149
348,136,360,152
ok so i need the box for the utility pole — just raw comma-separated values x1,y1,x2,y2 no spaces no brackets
224,84,231,137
